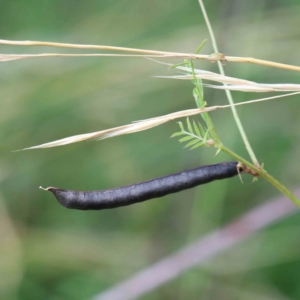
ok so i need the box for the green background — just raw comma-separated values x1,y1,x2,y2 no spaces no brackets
1,1,300,299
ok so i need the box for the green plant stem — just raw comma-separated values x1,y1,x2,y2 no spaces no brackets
183,59,299,207
198,0,259,167
220,145,300,208
202,114,220,144
196,0,300,208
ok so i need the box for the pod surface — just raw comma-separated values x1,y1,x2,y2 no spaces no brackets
42,162,241,210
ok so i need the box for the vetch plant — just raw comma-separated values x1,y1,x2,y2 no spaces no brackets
2,1,300,209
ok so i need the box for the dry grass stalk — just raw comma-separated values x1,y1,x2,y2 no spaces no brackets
1,39,300,72
18,92,300,151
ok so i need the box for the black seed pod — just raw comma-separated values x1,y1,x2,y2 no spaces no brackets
41,162,242,210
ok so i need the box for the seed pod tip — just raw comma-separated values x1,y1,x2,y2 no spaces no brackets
39,186,52,191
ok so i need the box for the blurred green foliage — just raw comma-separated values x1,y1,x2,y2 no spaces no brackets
1,1,300,299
